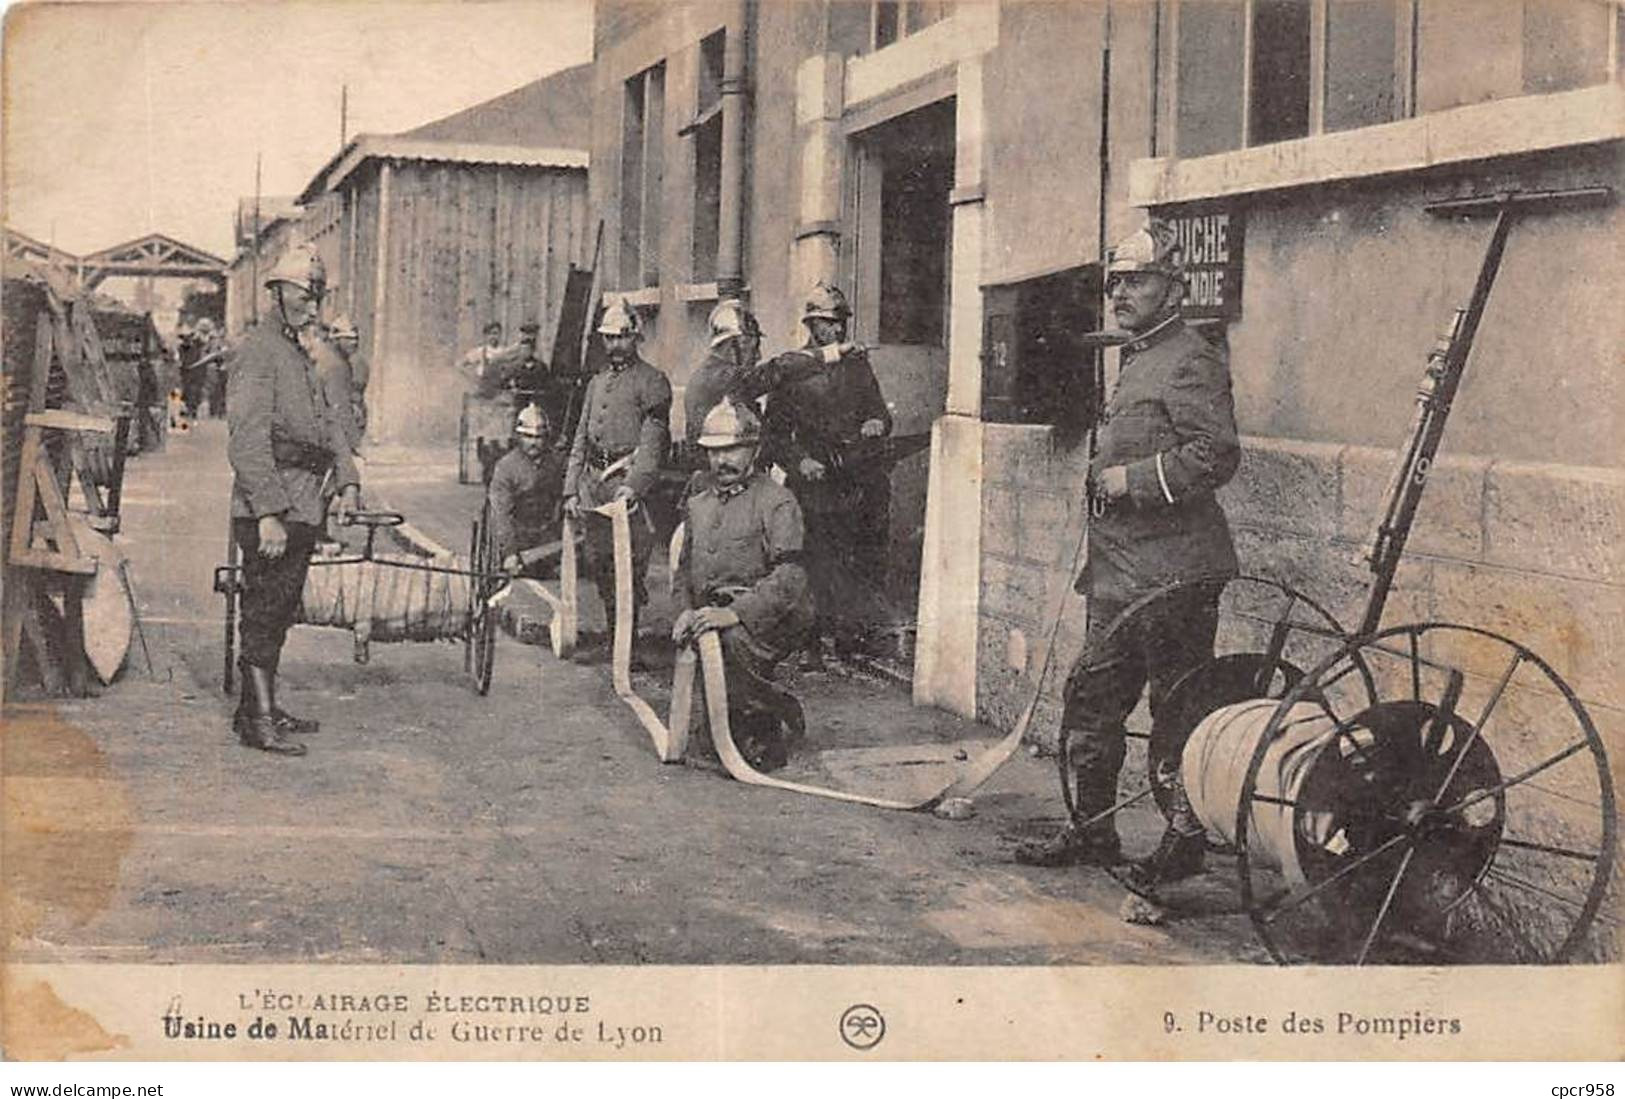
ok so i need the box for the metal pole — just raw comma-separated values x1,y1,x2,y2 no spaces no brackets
251,153,261,326
716,0,751,298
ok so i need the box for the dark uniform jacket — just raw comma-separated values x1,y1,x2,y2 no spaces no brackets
487,446,564,560
763,345,892,512
1081,316,1240,602
563,356,671,506
227,322,360,527
677,469,815,658
683,347,828,446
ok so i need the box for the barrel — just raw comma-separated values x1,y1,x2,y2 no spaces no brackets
1182,699,1346,888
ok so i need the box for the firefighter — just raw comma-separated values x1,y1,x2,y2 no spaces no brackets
313,313,364,453
683,300,764,449
762,281,892,658
562,298,671,654
1014,220,1240,885
328,313,368,443
672,398,814,771
682,299,854,454
489,403,565,578
227,251,361,757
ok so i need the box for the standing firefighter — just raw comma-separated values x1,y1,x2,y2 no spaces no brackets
763,282,892,656
1014,220,1240,884
682,299,837,453
227,252,361,757
313,313,365,453
490,403,565,577
563,298,672,649
673,398,815,771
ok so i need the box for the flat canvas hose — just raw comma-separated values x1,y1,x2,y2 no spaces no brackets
594,498,1056,812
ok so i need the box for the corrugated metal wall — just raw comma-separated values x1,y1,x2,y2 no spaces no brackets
362,160,587,444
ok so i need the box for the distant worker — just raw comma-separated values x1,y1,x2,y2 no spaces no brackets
327,313,369,445
489,403,565,578
508,320,573,448
1014,220,1240,885
459,320,508,398
762,281,892,656
226,251,361,758
177,322,204,419
312,313,365,453
198,318,228,418
672,398,814,772
562,298,672,653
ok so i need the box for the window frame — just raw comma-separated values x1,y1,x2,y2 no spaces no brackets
1157,0,1415,157
619,60,666,291
1157,0,1622,158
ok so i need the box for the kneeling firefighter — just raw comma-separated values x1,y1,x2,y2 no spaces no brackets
672,398,815,771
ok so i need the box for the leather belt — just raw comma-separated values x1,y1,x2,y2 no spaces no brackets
272,438,333,473
588,447,632,469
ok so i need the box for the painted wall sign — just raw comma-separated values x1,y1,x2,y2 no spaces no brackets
1165,202,1245,321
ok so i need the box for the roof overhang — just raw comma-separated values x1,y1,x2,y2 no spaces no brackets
300,134,588,203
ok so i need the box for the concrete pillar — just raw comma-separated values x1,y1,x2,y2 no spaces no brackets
914,57,989,718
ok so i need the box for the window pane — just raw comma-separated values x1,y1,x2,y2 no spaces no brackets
1176,0,1246,157
641,64,665,289
1523,0,1612,94
619,74,645,288
1249,0,1312,145
692,116,722,282
698,30,724,113
1417,0,1521,112
905,0,952,35
875,0,901,49
1325,0,1397,131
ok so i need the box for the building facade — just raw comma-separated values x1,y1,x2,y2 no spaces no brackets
589,1,1622,753
296,64,593,444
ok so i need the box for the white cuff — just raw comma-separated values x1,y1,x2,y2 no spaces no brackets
1155,452,1175,505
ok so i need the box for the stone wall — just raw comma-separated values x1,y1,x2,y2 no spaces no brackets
976,426,1625,764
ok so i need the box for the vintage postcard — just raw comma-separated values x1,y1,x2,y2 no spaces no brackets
2,0,1620,1063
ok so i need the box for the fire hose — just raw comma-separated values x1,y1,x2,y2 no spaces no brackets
567,498,1084,811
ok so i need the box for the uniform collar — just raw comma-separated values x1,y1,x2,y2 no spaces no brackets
708,470,757,499
1122,313,1184,355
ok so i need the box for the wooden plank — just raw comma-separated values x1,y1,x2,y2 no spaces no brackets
30,311,53,410
61,576,90,695
19,580,67,695
24,409,116,433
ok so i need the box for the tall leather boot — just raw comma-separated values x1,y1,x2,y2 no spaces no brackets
1014,767,1123,867
1125,783,1206,887
265,653,319,734
236,663,307,757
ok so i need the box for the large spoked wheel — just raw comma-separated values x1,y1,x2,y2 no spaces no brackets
465,507,498,695
1058,576,1368,828
1235,622,1616,965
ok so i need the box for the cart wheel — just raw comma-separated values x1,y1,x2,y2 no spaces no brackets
466,508,498,695
1236,622,1616,965
1146,577,1366,825
1058,576,1363,828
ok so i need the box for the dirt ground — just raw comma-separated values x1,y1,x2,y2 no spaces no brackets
4,419,1267,966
